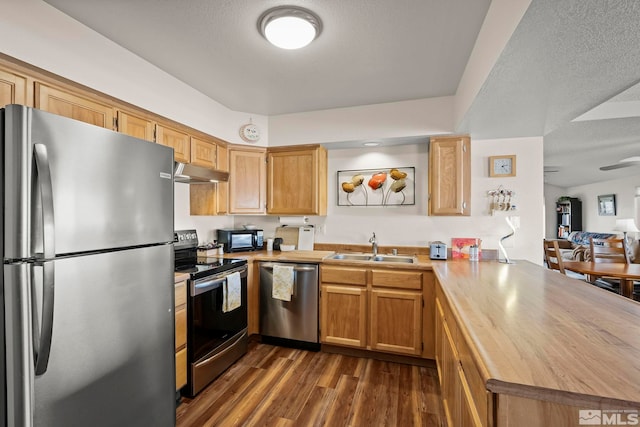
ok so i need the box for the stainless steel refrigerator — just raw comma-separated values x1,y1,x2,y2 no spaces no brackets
1,105,176,427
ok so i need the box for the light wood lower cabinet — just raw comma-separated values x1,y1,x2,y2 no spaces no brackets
436,283,488,427
321,284,368,347
320,265,432,357
175,279,187,391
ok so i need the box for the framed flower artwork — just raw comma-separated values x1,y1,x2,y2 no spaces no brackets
337,167,415,206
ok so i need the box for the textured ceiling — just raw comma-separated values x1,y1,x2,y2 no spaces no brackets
41,0,490,115
458,0,640,187
41,0,640,187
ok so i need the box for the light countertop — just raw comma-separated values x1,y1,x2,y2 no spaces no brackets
432,260,640,408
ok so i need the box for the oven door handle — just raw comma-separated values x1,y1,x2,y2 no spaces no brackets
192,277,226,297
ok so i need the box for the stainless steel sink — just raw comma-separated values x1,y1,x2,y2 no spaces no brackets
371,255,415,263
330,253,373,261
329,253,415,263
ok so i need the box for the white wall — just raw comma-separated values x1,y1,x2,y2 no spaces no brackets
567,174,640,236
235,137,545,264
268,97,454,146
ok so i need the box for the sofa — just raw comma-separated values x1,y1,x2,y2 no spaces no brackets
555,231,617,261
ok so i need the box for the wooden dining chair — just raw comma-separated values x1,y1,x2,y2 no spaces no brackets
589,237,630,264
588,237,630,293
543,239,565,274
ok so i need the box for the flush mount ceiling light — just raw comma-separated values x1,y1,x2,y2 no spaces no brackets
258,6,322,50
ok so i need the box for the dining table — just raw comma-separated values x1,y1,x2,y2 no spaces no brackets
563,260,640,299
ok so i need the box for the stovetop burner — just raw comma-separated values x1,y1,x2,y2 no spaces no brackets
174,229,247,280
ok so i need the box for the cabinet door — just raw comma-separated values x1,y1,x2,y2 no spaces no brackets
0,68,27,108
190,141,228,216
175,281,187,390
320,285,367,348
35,82,114,129
458,365,484,427
228,148,266,214
266,146,327,215
156,123,190,163
190,136,217,168
441,317,459,427
117,109,154,141
216,144,229,214
429,136,471,216
370,288,422,355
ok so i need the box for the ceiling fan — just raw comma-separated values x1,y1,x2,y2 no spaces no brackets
600,156,640,171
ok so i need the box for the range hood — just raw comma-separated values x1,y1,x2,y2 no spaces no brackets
173,162,229,184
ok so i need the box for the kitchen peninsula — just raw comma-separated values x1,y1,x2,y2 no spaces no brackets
432,260,640,426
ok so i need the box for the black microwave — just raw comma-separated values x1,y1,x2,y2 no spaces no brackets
217,229,264,252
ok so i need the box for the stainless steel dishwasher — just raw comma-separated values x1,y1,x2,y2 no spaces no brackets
259,261,320,350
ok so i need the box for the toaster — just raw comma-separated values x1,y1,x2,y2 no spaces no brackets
430,241,447,260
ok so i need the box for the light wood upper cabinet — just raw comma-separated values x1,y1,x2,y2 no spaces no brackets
190,139,229,216
156,123,190,163
266,145,327,215
116,109,154,142
35,82,114,129
0,68,27,108
190,136,217,168
429,135,471,216
228,147,266,214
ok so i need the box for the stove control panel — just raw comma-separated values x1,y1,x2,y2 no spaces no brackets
174,229,199,249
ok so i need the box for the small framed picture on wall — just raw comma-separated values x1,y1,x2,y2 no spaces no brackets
597,194,616,216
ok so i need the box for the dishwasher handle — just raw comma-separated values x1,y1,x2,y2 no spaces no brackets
259,262,317,272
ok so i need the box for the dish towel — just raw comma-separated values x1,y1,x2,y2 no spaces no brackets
272,264,294,301
223,271,241,313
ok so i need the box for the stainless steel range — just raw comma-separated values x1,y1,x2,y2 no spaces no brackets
174,230,248,397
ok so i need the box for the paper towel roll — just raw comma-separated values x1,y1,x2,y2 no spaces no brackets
279,216,309,225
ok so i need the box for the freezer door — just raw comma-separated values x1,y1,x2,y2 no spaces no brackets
3,105,174,259
4,245,175,427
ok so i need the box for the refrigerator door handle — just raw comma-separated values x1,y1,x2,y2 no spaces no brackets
33,143,56,259
34,261,55,375
33,143,56,375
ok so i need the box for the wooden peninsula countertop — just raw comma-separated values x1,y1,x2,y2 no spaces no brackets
432,260,640,409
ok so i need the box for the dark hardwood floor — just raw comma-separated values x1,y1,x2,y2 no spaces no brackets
176,342,446,426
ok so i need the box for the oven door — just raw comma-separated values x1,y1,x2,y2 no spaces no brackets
186,265,248,395
188,265,248,361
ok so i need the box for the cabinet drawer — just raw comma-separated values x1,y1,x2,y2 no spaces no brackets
175,280,187,307
321,266,367,285
175,348,187,390
175,307,187,350
372,270,422,289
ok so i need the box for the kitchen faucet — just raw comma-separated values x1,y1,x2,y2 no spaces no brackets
369,232,378,256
